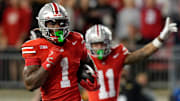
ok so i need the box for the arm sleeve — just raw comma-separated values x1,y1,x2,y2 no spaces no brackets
119,44,130,67
121,44,130,56
117,44,130,64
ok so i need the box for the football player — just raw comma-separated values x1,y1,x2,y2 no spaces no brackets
21,2,99,101
85,18,177,101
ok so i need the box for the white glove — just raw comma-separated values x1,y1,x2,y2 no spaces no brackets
153,17,177,48
159,17,177,40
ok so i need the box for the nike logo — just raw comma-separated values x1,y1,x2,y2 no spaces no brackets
113,53,119,59
72,41,77,45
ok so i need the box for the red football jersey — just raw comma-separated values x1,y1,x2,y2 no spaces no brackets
87,44,129,101
22,32,87,101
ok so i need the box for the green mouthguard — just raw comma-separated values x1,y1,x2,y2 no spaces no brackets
97,50,104,60
55,30,64,42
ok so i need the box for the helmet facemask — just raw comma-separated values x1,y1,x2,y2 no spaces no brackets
40,18,69,44
87,40,111,60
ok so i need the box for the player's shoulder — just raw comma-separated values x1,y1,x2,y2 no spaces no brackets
112,44,124,51
68,31,85,45
21,38,48,58
68,31,84,40
111,44,129,55
22,38,47,47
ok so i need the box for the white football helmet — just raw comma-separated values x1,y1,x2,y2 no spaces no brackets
85,24,112,59
37,2,70,43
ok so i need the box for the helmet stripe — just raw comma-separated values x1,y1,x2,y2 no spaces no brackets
52,3,59,14
97,24,99,36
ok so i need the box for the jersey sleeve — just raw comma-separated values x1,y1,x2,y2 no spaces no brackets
116,44,130,63
120,44,130,56
21,40,41,66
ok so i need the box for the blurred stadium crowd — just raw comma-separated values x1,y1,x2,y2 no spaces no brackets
1,0,180,51
1,0,180,101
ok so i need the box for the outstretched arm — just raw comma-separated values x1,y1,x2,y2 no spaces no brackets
124,42,158,64
124,17,177,65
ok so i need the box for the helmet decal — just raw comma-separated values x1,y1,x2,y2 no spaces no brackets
52,3,59,14
97,24,99,36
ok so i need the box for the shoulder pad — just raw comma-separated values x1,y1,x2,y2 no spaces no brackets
69,32,85,44
21,38,45,58
113,44,129,55
69,32,84,39
112,44,122,50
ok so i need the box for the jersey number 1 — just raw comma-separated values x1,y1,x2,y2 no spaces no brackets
60,57,71,88
98,69,116,99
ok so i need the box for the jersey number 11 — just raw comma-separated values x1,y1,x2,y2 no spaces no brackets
98,69,116,99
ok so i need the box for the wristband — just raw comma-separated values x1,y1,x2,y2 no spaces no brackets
152,38,163,48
